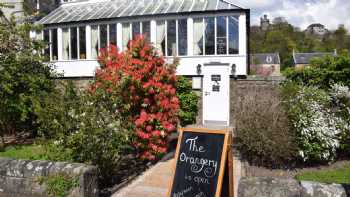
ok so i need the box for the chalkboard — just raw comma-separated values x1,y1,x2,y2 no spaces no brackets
168,128,232,197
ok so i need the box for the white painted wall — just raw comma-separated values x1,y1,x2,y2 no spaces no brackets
40,12,248,77
52,55,246,77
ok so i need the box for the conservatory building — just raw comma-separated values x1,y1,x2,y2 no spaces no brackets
36,0,250,126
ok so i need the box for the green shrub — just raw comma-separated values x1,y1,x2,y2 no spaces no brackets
283,51,350,89
175,76,199,126
0,19,56,139
34,81,81,139
281,82,350,163
36,84,134,186
38,173,79,197
235,86,298,167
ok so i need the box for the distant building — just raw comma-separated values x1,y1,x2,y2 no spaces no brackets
272,17,287,24
250,53,281,76
305,23,328,37
260,14,270,31
293,50,336,68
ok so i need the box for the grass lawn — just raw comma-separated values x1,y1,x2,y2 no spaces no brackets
0,144,47,160
296,164,350,184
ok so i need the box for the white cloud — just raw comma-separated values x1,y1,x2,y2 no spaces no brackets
236,0,350,30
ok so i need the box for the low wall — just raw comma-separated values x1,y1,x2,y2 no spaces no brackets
0,158,98,197
238,177,350,197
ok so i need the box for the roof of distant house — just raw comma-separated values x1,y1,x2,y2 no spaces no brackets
307,23,325,28
250,53,280,65
293,52,336,65
38,0,244,25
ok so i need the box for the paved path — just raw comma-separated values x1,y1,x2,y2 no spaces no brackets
112,159,174,197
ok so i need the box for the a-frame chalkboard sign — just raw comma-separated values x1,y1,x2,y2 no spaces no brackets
168,128,233,197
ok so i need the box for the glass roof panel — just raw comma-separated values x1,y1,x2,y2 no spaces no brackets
217,1,229,9
191,0,206,11
156,0,171,14
39,7,63,24
167,0,182,13
179,0,193,12
58,5,85,23
38,0,242,25
96,2,119,19
109,1,129,18
50,8,71,23
143,0,161,15
75,4,99,21
206,0,217,10
66,6,89,22
130,1,149,16
87,2,110,20
119,0,138,16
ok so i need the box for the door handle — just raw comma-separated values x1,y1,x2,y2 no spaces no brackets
205,92,210,96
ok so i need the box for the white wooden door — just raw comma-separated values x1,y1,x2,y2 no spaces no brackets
202,64,230,126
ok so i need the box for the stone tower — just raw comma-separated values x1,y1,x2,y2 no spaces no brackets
260,14,270,31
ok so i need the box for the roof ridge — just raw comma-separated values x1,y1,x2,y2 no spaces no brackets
220,0,244,9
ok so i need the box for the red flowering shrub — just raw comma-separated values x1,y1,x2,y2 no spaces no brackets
91,36,179,160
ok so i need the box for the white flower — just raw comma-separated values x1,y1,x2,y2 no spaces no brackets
330,83,350,99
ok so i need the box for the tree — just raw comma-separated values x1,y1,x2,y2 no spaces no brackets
0,8,55,148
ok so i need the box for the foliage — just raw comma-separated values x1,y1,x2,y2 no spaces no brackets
0,144,46,160
35,83,133,184
284,52,350,89
93,36,179,160
329,84,350,156
34,81,81,139
250,18,350,70
175,76,199,126
38,173,79,197
296,164,350,184
0,13,55,140
0,142,73,162
281,82,350,162
235,86,298,167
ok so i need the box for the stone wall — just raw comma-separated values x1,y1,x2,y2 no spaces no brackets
0,158,98,197
238,177,350,197
229,76,285,128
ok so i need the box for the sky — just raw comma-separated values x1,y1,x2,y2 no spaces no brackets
234,0,350,30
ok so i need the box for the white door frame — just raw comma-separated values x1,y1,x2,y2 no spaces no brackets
202,62,230,126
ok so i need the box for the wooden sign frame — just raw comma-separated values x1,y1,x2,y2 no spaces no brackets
167,127,233,197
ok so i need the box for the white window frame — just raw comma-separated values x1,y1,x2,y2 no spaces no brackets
42,12,243,60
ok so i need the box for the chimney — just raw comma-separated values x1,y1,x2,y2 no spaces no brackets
36,0,40,14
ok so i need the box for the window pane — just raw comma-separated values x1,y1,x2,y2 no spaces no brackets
79,27,86,59
205,17,215,55
193,18,203,55
178,19,187,56
156,20,165,55
109,24,117,46
100,24,108,50
91,25,98,59
229,16,239,54
70,27,78,59
122,23,130,50
217,16,227,55
43,29,50,60
62,28,69,60
142,21,150,41
52,29,58,60
132,22,140,39
167,20,176,56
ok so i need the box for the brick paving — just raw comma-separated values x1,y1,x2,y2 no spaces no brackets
112,159,174,197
